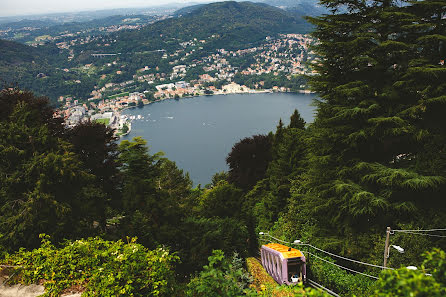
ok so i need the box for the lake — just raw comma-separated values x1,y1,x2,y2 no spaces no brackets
121,92,317,185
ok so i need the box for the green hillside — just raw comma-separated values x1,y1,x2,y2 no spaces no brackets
130,1,310,50
0,39,96,102
0,1,312,103
97,1,311,55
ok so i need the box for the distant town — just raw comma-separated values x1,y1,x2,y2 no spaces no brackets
53,33,316,136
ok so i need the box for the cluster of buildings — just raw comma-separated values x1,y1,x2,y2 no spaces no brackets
53,33,315,132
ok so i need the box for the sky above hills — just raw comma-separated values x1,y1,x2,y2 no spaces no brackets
1,0,213,17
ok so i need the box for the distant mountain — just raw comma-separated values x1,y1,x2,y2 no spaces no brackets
172,4,207,17
119,1,312,52
0,19,58,31
1,14,158,43
257,0,320,8
171,1,326,34
285,2,328,18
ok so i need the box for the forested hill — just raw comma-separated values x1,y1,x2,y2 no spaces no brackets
0,39,43,64
0,1,312,103
110,1,311,52
0,39,93,102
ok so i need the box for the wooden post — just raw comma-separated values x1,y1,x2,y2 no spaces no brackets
383,227,391,268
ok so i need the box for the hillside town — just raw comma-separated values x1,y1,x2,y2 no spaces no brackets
55,33,316,134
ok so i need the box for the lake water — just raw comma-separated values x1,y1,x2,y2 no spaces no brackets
122,92,317,185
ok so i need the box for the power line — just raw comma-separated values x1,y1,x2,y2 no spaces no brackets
302,242,393,270
306,251,379,280
260,233,392,270
393,230,446,238
392,228,446,233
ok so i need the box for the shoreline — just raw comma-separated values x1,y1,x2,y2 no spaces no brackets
128,88,314,109
117,89,315,138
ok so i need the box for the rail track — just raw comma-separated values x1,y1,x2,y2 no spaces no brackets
252,256,341,296
306,278,341,297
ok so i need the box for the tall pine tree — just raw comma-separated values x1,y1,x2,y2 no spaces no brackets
286,0,446,258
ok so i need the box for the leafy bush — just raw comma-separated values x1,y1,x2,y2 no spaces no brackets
1,235,179,297
374,248,446,296
306,251,374,296
186,250,251,297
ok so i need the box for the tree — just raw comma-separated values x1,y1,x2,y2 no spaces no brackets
117,137,192,250
200,181,244,219
226,134,273,190
289,109,305,129
0,88,102,250
67,121,121,230
210,171,229,188
285,0,446,257
117,137,164,246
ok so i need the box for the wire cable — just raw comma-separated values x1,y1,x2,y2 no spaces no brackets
392,228,446,232
393,230,446,238
302,243,393,270
306,251,379,279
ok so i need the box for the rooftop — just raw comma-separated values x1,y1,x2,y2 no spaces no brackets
263,243,304,259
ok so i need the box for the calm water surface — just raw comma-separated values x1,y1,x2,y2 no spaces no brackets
122,93,317,185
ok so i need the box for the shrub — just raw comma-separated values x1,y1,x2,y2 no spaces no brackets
1,235,179,297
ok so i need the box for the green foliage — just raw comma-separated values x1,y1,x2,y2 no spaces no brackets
243,110,308,233
117,137,190,250
254,283,329,296
374,249,446,296
422,249,446,287
67,121,120,231
186,250,251,297
178,216,249,274
2,236,178,297
226,134,273,191
121,124,129,134
208,171,229,188
0,89,103,251
374,268,443,297
200,181,244,218
306,252,374,296
289,109,306,129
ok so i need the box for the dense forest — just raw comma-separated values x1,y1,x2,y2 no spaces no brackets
1,0,445,296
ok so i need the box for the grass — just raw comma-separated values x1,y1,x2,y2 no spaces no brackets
109,92,130,99
94,118,110,125
246,257,276,291
35,35,51,41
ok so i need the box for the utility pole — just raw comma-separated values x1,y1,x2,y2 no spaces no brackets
383,226,391,268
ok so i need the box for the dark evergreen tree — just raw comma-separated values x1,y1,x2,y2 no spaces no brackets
67,121,120,231
226,134,273,191
117,137,193,250
289,109,306,129
0,88,102,250
284,0,446,259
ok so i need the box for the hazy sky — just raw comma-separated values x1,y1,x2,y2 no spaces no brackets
1,0,211,17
